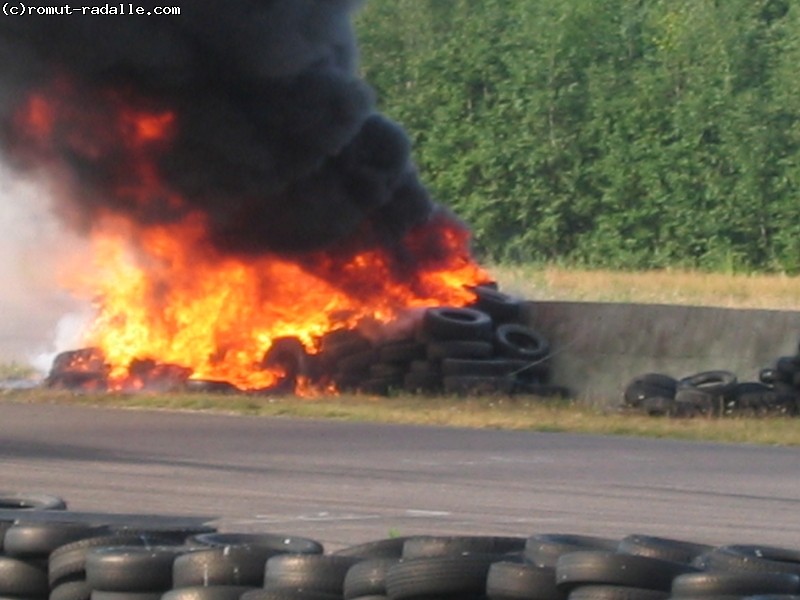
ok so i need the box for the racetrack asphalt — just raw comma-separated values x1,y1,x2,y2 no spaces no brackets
1,399,799,552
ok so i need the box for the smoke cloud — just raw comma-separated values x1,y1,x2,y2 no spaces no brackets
0,0,445,258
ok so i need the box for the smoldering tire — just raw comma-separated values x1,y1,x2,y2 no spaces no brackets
5,494,800,600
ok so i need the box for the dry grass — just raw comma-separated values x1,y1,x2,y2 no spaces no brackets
7,389,800,447
490,265,800,310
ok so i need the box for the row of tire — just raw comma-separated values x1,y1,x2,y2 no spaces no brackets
622,365,800,418
6,492,800,600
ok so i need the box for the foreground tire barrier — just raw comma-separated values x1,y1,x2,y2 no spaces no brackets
7,494,800,600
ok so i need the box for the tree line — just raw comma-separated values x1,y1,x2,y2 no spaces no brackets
354,0,800,272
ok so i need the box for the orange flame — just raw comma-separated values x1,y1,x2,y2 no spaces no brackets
14,82,490,392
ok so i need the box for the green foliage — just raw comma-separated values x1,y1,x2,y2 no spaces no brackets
354,0,800,272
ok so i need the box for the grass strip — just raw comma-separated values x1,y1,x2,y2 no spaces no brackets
4,389,800,447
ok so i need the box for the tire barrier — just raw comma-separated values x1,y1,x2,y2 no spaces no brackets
44,286,567,399
3,495,800,600
622,344,800,418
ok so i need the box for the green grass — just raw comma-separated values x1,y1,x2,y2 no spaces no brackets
5,388,800,447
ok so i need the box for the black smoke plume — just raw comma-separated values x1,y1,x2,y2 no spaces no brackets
0,0,460,262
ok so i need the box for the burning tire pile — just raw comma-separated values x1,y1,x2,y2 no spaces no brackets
46,286,567,399
6,492,800,600
622,348,800,417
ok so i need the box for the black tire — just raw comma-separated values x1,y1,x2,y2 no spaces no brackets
49,534,179,587
470,286,523,324
525,535,620,569
568,585,669,600
173,546,279,588
242,590,341,600
617,534,712,564
162,586,258,600
183,380,240,394
385,554,497,600
343,558,400,599
402,372,442,394
369,363,407,379
86,546,188,592
336,350,376,376
671,572,800,597
401,535,526,560
555,551,698,591
264,555,361,596
422,307,493,342
333,537,407,559
495,324,550,362
107,521,216,542
623,375,678,409
694,546,800,576
735,389,797,417
0,556,49,597
674,387,718,417
486,561,565,600
759,368,778,385
378,340,425,364
0,493,67,510
4,522,103,558
357,378,398,396
641,396,678,417
442,358,538,378
426,340,494,362
678,370,737,396
443,375,515,396
190,533,323,556
50,579,92,600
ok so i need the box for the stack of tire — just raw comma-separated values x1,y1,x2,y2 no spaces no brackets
9,491,800,600
622,368,798,418
314,285,564,398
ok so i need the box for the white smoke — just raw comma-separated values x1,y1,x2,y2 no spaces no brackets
0,162,92,373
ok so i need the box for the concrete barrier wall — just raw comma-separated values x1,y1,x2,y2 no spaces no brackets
522,301,800,405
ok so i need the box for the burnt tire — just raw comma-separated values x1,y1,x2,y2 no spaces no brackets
378,340,425,364
422,307,493,342
494,324,550,362
555,551,698,591
443,375,515,396
385,555,497,600
426,340,494,362
525,534,620,569
402,372,442,394
486,561,565,600
442,358,536,378
470,286,523,324
671,571,800,597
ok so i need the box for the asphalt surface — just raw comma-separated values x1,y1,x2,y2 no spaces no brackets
1,400,799,552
